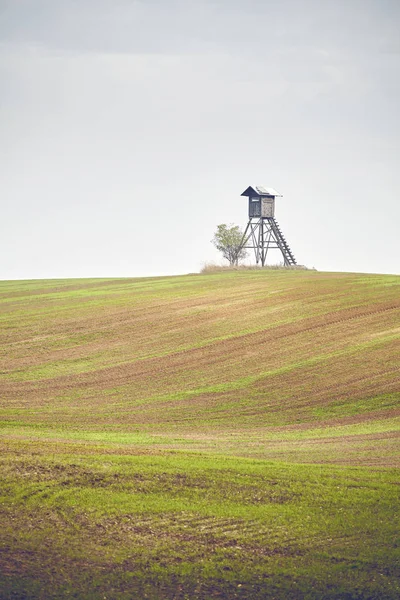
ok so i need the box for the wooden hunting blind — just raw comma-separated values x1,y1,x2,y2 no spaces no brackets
239,185,296,266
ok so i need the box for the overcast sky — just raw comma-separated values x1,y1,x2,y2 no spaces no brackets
1,0,399,279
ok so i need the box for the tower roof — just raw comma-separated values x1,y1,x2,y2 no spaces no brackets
241,185,282,198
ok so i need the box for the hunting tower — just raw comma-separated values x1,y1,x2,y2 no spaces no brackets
239,185,297,266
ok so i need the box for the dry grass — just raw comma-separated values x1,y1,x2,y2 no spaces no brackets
200,262,311,273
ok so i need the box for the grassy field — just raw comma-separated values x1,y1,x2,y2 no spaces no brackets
0,269,399,598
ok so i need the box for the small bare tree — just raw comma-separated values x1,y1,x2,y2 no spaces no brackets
212,224,247,266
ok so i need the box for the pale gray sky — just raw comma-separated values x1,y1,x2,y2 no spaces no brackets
1,0,399,278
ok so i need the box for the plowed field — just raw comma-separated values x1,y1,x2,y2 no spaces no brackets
1,270,399,598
